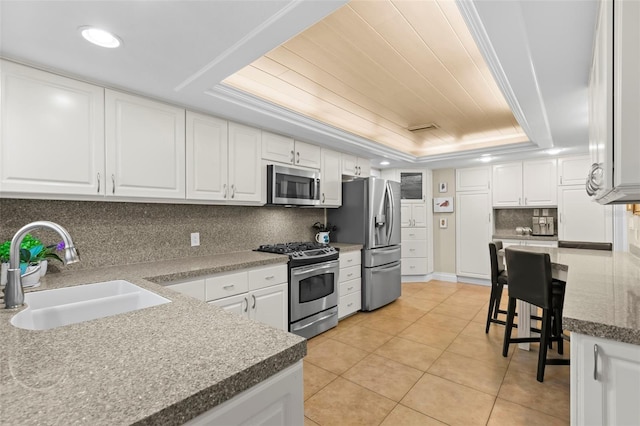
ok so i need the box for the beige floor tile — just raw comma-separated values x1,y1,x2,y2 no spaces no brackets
444,294,488,309
411,288,456,303
359,313,413,335
508,342,571,382
399,322,459,349
401,373,496,425
343,353,423,401
430,302,482,321
332,325,394,352
393,296,440,312
472,304,490,323
305,338,368,375
446,333,514,367
488,398,569,426
428,351,507,396
374,337,444,371
498,366,570,421
401,286,424,297
460,318,515,346
377,301,428,322
305,377,396,426
380,404,446,426
402,282,430,292
417,312,470,334
304,416,320,426
306,334,329,350
303,361,338,400
320,313,365,339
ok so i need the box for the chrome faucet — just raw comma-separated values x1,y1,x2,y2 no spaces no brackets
4,221,80,309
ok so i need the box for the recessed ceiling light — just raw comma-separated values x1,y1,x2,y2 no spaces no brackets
546,148,563,155
380,160,390,166
479,156,493,163
80,26,121,48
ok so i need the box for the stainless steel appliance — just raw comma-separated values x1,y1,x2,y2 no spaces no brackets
328,177,401,311
532,216,555,236
266,164,320,206
255,242,339,338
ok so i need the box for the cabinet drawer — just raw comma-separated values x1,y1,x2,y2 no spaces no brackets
339,291,361,319
339,277,361,297
205,271,249,301
339,265,361,283
167,279,205,301
401,228,427,241
401,258,428,275
248,264,287,290
401,241,427,258
339,251,361,268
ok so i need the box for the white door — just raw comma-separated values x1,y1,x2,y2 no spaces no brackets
456,191,491,278
0,60,105,196
492,163,523,206
456,166,491,192
250,283,288,331
341,153,358,176
558,155,591,186
228,122,263,203
358,158,371,177
262,131,294,164
294,141,321,169
209,293,248,318
186,112,228,201
105,89,185,199
558,186,611,242
320,148,342,207
411,204,427,227
523,159,557,206
400,204,412,227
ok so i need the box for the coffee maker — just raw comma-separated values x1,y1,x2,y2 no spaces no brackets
532,215,554,236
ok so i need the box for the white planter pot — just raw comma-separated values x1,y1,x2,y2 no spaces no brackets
40,259,48,277
21,264,41,288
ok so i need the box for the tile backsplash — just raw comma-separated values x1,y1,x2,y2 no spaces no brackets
0,199,323,271
494,208,558,234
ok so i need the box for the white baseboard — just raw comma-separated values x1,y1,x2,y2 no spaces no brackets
402,274,431,283
430,272,458,283
456,276,491,286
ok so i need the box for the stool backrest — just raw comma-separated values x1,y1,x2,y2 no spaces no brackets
489,241,504,286
504,248,553,309
558,241,612,251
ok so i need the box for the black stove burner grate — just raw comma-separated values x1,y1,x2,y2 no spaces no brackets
256,241,326,254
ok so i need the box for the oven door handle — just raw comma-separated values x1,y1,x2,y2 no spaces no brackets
290,260,339,277
290,311,337,332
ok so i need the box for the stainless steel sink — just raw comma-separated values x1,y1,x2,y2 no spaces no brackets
11,280,171,330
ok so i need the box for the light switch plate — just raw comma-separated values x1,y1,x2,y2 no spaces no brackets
190,232,200,247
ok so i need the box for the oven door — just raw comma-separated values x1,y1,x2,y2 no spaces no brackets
267,164,320,206
289,260,339,322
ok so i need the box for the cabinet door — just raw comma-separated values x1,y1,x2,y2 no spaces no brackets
294,141,321,169
209,293,249,318
558,155,591,186
400,204,412,227
558,186,611,242
320,148,342,207
341,153,358,177
250,283,287,331
0,61,105,196
523,159,557,206
262,131,294,164
358,158,371,177
228,122,263,203
186,112,228,200
456,191,491,278
411,204,427,227
492,163,523,206
456,166,491,192
105,90,185,199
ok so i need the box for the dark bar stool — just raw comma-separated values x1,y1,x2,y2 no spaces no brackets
486,241,509,332
557,240,613,250
502,248,569,382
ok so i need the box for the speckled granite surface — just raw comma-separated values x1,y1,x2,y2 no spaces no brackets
493,233,558,242
0,251,305,425
330,243,363,253
505,246,640,345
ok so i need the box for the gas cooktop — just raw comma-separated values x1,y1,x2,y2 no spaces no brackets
255,242,339,265
256,242,328,254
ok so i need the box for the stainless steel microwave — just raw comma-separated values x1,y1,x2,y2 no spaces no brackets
267,164,320,206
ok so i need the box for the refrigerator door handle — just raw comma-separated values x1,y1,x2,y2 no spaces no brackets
386,181,395,245
371,260,401,272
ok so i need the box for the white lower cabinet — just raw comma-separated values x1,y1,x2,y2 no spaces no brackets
167,264,288,331
185,361,303,426
338,251,361,319
571,333,640,426
501,239,558,249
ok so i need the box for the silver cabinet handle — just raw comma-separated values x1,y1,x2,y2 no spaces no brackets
347,259,353,263
251,294,256,309
347,272,353,277
519,197,521,205
560,176,563,185
296,151,300,164
593,344,599,380
559,213,563,223
97,173,101,193
223,183,227,198
322,193,325,203
409,248,415,252
243,297,248,312
111,174,115,194
231,184,235,199
265,275,275,280
347,302,354,307
357,166,360,176
223,284,235,290
525,197,528,205
347,286,354,291
290,150,295,163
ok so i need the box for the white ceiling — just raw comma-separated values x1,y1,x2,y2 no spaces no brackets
0,0,599,170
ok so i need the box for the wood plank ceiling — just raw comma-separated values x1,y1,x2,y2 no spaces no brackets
223,0,528,157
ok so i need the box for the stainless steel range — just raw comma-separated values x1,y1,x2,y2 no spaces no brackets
256,242,339,339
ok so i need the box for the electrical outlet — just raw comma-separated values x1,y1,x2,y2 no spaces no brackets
190,232,200,247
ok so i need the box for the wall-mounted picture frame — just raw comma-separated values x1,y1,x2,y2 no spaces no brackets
438,182,448,193
433,197,454,213
439,218,448,229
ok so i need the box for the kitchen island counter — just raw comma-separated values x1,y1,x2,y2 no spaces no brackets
0,250,304,425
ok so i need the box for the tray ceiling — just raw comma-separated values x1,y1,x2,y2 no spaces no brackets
223,0,528,157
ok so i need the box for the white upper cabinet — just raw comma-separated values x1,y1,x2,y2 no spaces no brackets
228,122,263,203
558,155,591,186
262,131,320,169
186,112,228,201
105,89,185,199
341,154,371,178
558,185,612,242
492,159,557,206
0,60,105,196
456,166,491,192
320,148,342,207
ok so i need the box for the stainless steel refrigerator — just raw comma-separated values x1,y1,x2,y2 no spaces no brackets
328,177,401,311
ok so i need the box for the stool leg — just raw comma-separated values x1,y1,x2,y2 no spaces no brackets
494,284,504,318
555,307,564,355
502,297,517,357
485,285,497,333
537,308,551,382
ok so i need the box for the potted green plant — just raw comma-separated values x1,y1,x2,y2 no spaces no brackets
0,234,64,285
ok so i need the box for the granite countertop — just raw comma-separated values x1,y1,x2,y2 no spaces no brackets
505,246,640,345
330,242,363,252
493,231,558,242
0,250,305,425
